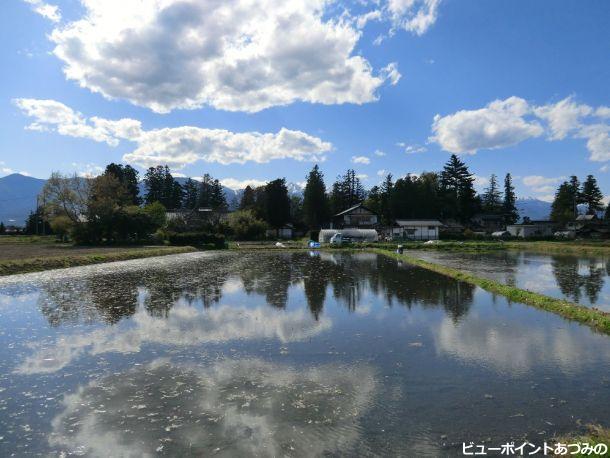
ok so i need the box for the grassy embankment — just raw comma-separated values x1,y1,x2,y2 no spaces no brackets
555,425,610,457
0,242,196,276
372,248,610,336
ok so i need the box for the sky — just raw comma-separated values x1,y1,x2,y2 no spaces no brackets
0,0,609,201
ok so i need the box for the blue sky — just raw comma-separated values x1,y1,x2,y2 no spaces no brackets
1,0,609,201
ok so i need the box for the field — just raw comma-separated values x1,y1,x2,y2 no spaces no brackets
0,236,196,275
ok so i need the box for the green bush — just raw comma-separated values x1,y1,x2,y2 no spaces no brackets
227,210,267,241
165,231,226,248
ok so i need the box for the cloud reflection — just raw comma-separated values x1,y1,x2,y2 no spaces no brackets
16,305,331,374
49,358,376,457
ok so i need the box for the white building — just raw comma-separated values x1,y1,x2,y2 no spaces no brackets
506,221,556,238
392,220,443,240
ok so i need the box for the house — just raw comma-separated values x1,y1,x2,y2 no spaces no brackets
331,203,379,229
471,213,505,234
391,220,444,241
506,220,556,238
566,214,599,232
566,214,609,239
266,223,294,239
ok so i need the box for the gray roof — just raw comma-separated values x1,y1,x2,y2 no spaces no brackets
334,203,377,217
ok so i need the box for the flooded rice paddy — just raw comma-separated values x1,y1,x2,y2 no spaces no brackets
408,250,610,312
0,251,609,456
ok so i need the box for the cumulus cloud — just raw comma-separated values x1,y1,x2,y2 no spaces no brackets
430,96,610,163
45,0,406,113
351,155,371,165
387,0,441,36
521,175,566,199
430,96,544,154
15,98,333,168
533,96,593,140
221,178,268,190
22,0,61,23
373,149,386,157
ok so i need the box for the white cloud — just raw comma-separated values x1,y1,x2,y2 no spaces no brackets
351,155,371,165
15,99,333,168
399,143,427,154
221,178,268,190
356,173,369,180
430,96,610,163
47,0,403,114
0,162,30,177
71,162,104,178
576,123,610,162
23,0,61,23
373,149,386,157
387,0,441,36
522,175,566,198
472,175,489,189
376,169,386,177
430,96,544,154
600,165,609,173
380,62,402,85
533,96,592,140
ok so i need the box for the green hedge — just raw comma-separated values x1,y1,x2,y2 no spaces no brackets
165,231,226,248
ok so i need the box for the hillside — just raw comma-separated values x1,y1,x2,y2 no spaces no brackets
0,174,46,225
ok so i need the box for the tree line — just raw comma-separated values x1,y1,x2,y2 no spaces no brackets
10,155,609,243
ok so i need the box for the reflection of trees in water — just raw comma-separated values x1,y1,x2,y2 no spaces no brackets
551,256,606,305
39,252,475,327
39,255,237,326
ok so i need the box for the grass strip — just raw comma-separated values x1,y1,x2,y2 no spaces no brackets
554,425,610,457
0,246,198,276
372,248,610,336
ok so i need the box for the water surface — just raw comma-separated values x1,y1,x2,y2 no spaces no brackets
0,251,609,456
407,249,610,311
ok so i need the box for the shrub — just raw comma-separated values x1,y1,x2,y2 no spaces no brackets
227,210,267,241
165,231,226,248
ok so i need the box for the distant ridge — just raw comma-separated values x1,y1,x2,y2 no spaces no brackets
0,174,304,224
516,197,552,221
0,174,46,225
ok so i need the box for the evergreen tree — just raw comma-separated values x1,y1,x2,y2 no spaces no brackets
482,174,503,214
0,222,5,234
302,165,329,229
550,181,577,223
196,174,226,211
605,203,610,221
144,165,181,208
182,178,199,209
264,178,291,230
502,173,518,224
169,180,183,209
239,185,257,210
210,179,227,211
365,185,382,216
329,169,365,214
104,163,141,205
379,174,394,225
581,174,604,215
440,155,479,222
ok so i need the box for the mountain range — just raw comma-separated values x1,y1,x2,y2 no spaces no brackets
0,173,552,226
